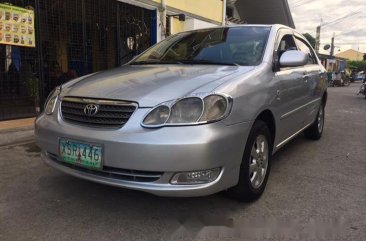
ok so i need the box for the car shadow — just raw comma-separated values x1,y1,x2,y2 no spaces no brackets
271,134,307,166
37,164,245,232
31,135,310,235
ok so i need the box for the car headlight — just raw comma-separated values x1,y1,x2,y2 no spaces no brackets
141,93,232,128
45,86,61,115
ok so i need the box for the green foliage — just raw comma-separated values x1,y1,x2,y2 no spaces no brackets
347,60,366,71
303,33,316,49
25,77,39,99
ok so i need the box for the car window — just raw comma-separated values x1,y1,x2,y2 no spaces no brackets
295,38,317,65
276,34,297,59
131,27,271,66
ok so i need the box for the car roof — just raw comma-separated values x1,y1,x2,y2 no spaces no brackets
179,24,294,34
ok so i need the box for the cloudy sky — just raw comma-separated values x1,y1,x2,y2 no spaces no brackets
288,0,366,54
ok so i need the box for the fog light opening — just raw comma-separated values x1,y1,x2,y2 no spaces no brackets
170,168,221,185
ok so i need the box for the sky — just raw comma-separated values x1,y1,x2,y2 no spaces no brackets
288,0,366,55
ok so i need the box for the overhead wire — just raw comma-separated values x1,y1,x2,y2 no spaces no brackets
291,1,366,50
291,0,308,6
292,0,316,8
322,7,365,27
340,23,365,36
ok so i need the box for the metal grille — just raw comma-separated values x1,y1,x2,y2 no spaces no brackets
61,97,137,128
1,0,154,121
48,152,163,182
119,3,153,64
0,0,38,120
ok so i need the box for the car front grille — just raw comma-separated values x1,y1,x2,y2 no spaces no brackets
60,97,137,128
47,153,163,182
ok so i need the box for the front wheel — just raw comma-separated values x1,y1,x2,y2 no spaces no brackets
304,103,325,140
227,120,272,202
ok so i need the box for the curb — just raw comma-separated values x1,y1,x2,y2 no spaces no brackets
0,126,35,147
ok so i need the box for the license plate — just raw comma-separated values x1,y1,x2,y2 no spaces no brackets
59,138,103,170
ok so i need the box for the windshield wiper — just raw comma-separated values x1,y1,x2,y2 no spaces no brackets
181,59,240,66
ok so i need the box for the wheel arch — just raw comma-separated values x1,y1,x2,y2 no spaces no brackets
255,109,276,145
322,91,328,106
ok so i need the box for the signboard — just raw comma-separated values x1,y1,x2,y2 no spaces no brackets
0,3,35,48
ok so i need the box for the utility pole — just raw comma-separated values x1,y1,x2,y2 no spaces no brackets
315,25,321,53
330,33,335,57
315,18,322,53
159,0,167,40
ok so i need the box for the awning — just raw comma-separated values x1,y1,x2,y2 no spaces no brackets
234,0,295,28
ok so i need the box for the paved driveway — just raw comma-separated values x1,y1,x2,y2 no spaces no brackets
1,83,365,241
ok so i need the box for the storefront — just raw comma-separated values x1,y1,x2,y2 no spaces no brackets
1,0,294,121
0,0,157,120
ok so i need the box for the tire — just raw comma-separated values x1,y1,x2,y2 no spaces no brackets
227,120,272,202
358,85,364,95
304,102,325,140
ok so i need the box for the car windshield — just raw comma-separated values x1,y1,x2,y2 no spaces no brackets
130,26,271,66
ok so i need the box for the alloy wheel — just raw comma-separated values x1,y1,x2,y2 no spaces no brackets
318,107,324,133
249,135,269,189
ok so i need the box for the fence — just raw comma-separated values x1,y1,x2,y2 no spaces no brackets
0,0,154,120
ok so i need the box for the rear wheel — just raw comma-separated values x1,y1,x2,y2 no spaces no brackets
304,103,325,140
227,120,272,202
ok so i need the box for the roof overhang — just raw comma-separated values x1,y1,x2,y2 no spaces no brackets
234,0,295,28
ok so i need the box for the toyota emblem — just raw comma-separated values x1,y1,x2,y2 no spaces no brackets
84,104,99,116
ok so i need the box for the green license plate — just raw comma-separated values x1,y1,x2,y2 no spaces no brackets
59,138,103,170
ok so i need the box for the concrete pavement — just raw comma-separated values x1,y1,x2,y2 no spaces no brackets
0,83,365,241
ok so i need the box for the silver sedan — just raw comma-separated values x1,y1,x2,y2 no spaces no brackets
35,24,327,202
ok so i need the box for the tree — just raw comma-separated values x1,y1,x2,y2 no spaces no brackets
303,33,316,49
363,53,366,61
347,60,366,72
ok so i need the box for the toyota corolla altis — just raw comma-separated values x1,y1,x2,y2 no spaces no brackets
35,25,327,202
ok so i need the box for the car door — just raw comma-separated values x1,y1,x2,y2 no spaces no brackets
294,36,325,125
271,31,309,146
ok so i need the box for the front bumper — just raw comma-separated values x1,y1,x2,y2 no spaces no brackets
35,106,252,197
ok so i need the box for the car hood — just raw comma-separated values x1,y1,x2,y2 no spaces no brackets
61,65,254,107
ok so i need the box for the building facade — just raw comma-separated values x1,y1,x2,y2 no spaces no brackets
336,49,365,61
0,0,225,120
319,57,346,72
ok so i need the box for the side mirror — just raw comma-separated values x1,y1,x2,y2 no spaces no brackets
279,50,308,67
